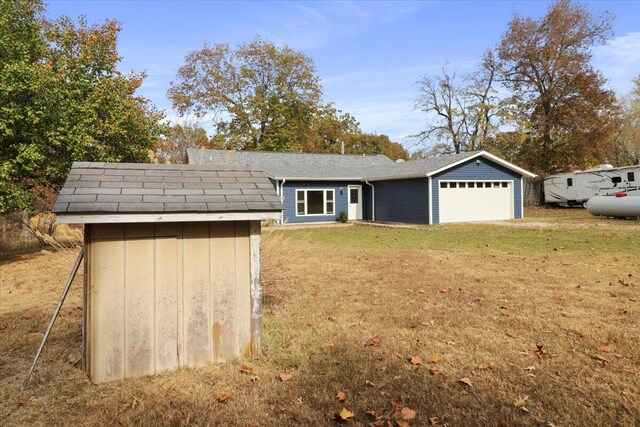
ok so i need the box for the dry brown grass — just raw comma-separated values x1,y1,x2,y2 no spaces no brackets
1,213,639,426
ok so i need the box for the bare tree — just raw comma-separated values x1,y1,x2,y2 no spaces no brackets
414,53,502,154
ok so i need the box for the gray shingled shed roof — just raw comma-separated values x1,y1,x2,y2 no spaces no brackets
187,148,486,180
186,148,395,180
53,162,283,215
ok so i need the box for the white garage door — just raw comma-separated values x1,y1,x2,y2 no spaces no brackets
439,181,513,223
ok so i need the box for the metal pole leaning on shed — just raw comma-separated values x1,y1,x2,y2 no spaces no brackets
24,247,85,387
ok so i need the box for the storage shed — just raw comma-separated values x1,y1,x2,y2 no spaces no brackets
52,162,282,383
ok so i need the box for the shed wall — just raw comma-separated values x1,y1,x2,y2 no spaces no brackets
86,221,252,383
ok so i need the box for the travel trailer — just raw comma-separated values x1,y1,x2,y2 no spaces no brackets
544,164,640,207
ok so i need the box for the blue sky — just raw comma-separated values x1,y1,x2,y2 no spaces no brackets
45,1,640,147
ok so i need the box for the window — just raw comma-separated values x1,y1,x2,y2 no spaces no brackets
295,189,335,216
349,188,359,203
326,191,334,214
440,182,448,188
611,176,622,184
459,182,466,188
627,172,635,182
501,182,508,188
468,182,475,188
450,182,457,188
307,191,324,214
485,182,492,188
567,178,573,187
296,191,305,215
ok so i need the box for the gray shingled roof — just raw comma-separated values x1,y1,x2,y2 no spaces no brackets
367,151,480,180
187,148,482,180
186,148,395,179
52,162,283,214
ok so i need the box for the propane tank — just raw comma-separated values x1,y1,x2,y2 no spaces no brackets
585,191,640,218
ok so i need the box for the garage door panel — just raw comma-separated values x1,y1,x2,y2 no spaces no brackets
439,182,513,223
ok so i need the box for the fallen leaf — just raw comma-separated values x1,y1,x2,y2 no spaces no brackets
506,330,518,338
215,392,235,403
395,352,404,359
478,363,493,370
278,372,292,382
598,344,614,353
523,365,536,371
336,390,346,401
429,354,444,363
514,395,529,407
519,406,530,413
394,406,417,427
16,399,25,405
339,407,355,420
409,356,423,365
592,354,610,364
428,367,440,375
239,366,255,375
365,335,381,347
458,377,473,387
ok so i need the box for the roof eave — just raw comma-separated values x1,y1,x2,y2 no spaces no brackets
425,151,537,178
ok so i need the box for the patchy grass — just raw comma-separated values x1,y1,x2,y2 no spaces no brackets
1,214,639,426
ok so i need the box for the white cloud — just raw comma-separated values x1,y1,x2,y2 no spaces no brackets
592,32,640,94
257,1,424,50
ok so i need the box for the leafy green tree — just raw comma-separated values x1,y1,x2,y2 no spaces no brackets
168,37,322,152
0,0,163,213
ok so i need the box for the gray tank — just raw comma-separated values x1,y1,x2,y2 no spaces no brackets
585,191,640,218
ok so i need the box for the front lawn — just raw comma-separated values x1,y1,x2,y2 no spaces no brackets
1,215,638,426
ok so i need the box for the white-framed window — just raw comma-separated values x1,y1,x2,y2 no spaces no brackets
295,189,335,216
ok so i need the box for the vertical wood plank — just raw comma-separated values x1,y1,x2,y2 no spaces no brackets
249,220,262,357
90,224,125,383
154,223,180,372
124,224,155,377
181,222,211,366
83,225,90,374
234,221,252,357
210,222,237,362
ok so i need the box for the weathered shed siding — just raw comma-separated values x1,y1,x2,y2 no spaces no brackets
374,178,429,224
431,158,522,224
86,221,252,383
282,181,372,223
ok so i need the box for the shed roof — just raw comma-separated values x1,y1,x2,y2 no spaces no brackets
53,162,283,217
186,148,394,180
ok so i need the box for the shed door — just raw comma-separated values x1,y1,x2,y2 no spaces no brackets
439,181,513,223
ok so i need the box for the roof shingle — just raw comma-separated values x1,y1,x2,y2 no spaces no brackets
53,162,283,215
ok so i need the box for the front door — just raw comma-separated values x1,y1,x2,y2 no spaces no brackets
348,185,363,220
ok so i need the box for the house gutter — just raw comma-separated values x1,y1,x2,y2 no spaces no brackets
279,179,286,225
364,180,375,221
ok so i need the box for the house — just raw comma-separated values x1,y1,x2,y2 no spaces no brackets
186,148,537,225
52,162,282,383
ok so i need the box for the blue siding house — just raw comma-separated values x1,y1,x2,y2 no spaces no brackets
187,149,536,225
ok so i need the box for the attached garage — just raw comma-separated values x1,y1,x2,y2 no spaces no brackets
53,162,282,383
438,181,513,223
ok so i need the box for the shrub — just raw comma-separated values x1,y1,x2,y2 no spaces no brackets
338,210,348,223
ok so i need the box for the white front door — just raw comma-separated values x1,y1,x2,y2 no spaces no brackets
348,185,363,220
439,181,513,223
